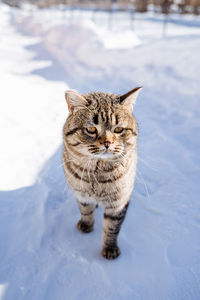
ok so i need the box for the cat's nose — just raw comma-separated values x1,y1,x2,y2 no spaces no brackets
104,141,111,149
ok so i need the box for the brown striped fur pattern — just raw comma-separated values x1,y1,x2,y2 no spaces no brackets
62,88,142,259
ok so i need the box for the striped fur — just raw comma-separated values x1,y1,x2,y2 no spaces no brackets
63,89,141,259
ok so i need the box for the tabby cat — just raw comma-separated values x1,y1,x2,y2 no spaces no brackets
62,87,142,259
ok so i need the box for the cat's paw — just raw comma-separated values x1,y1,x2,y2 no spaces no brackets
77,220,93,233
102,246,121,260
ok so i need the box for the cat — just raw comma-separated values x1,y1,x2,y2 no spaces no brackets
62,87,142,259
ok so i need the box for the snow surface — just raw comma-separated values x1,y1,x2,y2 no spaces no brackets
0,4,200,300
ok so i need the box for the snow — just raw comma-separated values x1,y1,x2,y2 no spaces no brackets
0,4,200,300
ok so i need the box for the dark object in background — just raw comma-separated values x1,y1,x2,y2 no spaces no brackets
1,0,199,15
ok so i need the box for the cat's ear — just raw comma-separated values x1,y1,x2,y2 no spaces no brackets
65,90,87,113
119,87,142,111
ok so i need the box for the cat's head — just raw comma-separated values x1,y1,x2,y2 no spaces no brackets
63,88,142,160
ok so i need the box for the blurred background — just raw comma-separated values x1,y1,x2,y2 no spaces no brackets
0,1,200,300
2,0,200,14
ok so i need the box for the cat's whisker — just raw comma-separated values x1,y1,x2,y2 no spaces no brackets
87,158,94,192
92,168,99,186
63,167,77,183
58,162,65,168
80,159,90,191
63,157,85,184
58,158,77,168
137,168,150,203
63,184,69,194
64,148,85,162
138,157,159,172
118,151,128,161
135,173,144,184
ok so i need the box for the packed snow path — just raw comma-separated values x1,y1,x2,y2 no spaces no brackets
0,4,200,300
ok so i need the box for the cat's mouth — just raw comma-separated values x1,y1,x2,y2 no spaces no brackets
94,152,114,159
103,150,114,157
91,149,119,159
87,145,123,158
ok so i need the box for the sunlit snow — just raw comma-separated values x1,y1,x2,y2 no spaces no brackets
0,4,200,300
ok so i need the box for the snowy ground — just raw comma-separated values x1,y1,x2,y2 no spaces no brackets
0,4,200,300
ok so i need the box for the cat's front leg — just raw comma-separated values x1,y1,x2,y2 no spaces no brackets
102,202,129,259
77,201,95,233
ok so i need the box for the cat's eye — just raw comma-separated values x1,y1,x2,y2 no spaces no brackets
114,127,124,133
86,127,97,134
